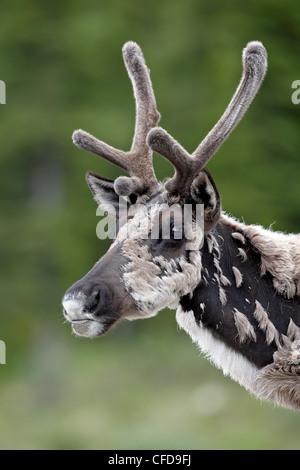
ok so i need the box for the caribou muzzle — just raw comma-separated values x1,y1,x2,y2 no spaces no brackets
62,246,134,338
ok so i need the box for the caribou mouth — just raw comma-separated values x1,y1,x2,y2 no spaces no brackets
71,319,90,324
70,318,106,338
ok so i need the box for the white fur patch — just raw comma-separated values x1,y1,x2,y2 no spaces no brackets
176,306,259,393
63,292,87,321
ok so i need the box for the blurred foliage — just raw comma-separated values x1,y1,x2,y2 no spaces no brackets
0,0,300,450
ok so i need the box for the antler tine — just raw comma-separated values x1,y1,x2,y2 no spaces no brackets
124,42,161,159
72,41,160,199
148,41,267,198
192,41,267,167
147,127,192,197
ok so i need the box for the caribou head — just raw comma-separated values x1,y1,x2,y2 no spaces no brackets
63,41,300,411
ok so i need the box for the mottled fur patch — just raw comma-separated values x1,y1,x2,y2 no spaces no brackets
119,204,203,317
222,213,300,299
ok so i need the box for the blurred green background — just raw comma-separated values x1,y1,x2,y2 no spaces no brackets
1,0,300,450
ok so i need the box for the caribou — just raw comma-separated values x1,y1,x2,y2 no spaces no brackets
63,41,300,411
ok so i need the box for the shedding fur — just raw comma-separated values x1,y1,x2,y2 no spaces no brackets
209,233,230,306
287,318,300,343
253,301,281,348
223,213,300,298
177,306,300,411
214,257,231,286
219,286,227,307
237,247,248,263
213,273,228,307
232,231,246,244
232,266,243,288
233,309,257,344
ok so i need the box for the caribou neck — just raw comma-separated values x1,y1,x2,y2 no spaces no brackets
180,214,300,369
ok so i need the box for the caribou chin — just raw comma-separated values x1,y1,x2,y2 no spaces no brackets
63,41,300,411
71,320,105,338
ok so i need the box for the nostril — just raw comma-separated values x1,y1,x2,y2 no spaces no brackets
92,290,100,307
83,289,101,313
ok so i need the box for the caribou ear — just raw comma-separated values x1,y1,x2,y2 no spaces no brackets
86,171,128,219
190,169,221,233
